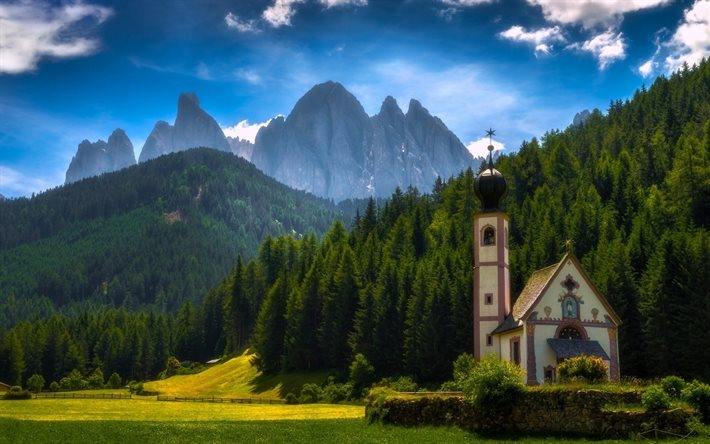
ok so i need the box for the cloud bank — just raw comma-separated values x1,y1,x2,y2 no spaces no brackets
0,0,112,74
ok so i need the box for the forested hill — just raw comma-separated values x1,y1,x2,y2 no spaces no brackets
0,148,347,327
198,59,709,381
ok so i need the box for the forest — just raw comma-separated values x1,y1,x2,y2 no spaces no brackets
0,148,348,327
0,59,708,387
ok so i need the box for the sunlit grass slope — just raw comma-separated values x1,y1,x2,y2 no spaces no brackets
143,351,327,399
0,399,363,422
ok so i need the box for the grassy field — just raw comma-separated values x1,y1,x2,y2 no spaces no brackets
143,352,327,399
0,398,708,443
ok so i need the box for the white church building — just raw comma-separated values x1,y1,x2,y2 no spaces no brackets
472,144,621,384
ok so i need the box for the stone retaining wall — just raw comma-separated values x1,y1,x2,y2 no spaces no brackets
367,390,690,438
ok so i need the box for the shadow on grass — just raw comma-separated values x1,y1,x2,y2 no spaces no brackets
248,372,328,398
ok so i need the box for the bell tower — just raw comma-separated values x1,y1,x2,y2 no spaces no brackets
473,129,510,360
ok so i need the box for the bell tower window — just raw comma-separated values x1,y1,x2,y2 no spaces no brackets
482,226,496,246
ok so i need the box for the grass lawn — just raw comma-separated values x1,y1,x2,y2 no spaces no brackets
0,397,708,443
143,352,327,399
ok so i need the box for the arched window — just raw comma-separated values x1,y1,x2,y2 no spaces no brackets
558,327,582,340
482,226,496,246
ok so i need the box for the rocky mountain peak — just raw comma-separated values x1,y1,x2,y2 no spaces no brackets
65,129,136,183
139,92,230,162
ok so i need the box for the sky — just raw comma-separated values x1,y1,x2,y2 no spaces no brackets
1,0,709,198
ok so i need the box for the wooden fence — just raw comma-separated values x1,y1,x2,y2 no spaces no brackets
157,396,285,404
34,393,131,399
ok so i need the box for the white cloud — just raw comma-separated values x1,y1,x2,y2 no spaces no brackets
569,29,626,69
638,58,654,77
0,0,112,74
222,119,275,143
224,12,259,32
234,68,263,85
0,165,57,197
318,0,367,7
527,0,670,29
665,0,710,73
263,0,306,27
499,25,565,56
466,137,505,158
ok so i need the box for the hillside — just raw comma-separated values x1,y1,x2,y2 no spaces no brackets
0,148,347,327
143,351,326,399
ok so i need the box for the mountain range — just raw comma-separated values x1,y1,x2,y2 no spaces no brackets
65,82,479,200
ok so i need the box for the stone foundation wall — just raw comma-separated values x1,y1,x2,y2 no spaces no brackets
367,390,690,438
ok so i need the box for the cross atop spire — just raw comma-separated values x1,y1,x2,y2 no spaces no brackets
485,128,496,169
485,128,496,145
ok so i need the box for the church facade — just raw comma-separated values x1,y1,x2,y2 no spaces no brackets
472,144,621,384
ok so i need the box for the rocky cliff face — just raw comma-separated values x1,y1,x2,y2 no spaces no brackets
139,93,230,162
252,82,477,200
227,136,255,160
65,129,136,183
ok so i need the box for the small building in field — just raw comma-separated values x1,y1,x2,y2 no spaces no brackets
0,381,10,393
472,142,621,384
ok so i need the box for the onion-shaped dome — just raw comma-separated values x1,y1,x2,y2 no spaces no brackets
474,145,507,212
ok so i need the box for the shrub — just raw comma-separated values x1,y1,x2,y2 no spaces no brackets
660,376,685,399
321,381,353,403
642,385,671,412
364,387,396,423
108,372,122,389
49,381,59,392
4,386,31,400
87,368,104,389
164,356,182,377
349,353,375,397
389,376,418,392
299,383,322,403
285,392,299,404
60,369,88,391
452,353,475,389
558,355,608,384
26,374,45,393
461,354,525,410
682,380,710,423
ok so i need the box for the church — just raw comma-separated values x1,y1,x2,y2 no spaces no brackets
472,141,621,385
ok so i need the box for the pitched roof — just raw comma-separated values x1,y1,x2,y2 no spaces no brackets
547,338,610,360
0,381,10,388
490,315,523,335
510,252,622,325
511,263,557,320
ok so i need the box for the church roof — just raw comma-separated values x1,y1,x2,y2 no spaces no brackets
511,263,558,320
547,338,610,360
490,315,523,335
511,252,622,325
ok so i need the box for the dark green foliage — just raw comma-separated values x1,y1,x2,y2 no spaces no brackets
298,383,322,404
558,355,608,384
108,372,122,389
642,385,672,412
683,380,710,423
349,353,375,397
4,385,31,399
0,148,345,328
26,374,44,393
661,376,686,399
461,354,525,409
284,392,299,404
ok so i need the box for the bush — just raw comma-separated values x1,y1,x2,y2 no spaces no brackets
558,355,608,384
26,374,45,393
364,387,397,423
299,383,322,404
49,381,59,392
164,356,182,377
461,354,525,410
60,369,88,391
285,392,299,404
452,353,475,389
642,385,671,412
660,376,685,399
87,368,104,389
108,372,122,389
321,381,353,403
349,353,375,397
4,386,31,400
682,380,710,423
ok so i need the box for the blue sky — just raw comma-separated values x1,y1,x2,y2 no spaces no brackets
1,0,708,197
